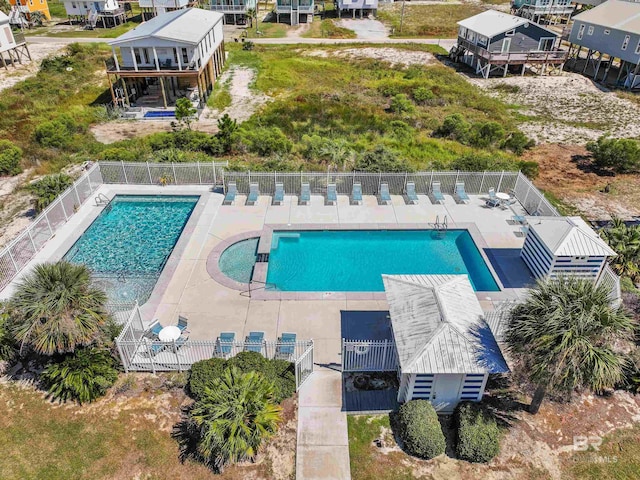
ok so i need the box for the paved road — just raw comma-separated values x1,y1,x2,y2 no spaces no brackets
26,35,456,51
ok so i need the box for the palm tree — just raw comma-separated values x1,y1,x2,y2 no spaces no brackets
505,277,634,414
189,367,282,472
10,261,109,356
600,218,640,282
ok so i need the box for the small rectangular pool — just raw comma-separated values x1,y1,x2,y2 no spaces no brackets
144,110,176,118
266,229,499,292
64,195,199,304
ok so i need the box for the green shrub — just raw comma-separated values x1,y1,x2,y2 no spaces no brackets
41,348,118,403
395,400,446,459
33,114,83,149
389,94,415,115
586,136,640,174
516,160,539,179
355,146,412,173
412,86,435,103
100,147,138,162
455,402,501,463
502,131,535,155
470,121,506,148
188,352,295,404
27,173,74,213
188,358,227,400
146,131,222,155
0,139,23,176
0,311,16,362
434,113,471,143
237,126,293,156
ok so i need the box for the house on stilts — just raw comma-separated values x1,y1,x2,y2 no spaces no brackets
335,0,377,20
450,10,568,78
208,0,256,25
567,0,640,89
0,11,31,70
105,8,225,116
138,0,193,21
511,0,574,25
275,0,314,25
62,0,129,28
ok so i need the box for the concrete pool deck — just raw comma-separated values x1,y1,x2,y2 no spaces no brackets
0,186,530,366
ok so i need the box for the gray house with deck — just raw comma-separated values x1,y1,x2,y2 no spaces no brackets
451,10,567,78
567,0,640,88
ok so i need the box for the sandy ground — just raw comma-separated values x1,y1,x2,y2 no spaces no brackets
91,67,269,144
468,72,640,145
523,143,640,220
0,43,67,93
337,19,388,40
305,47,437,67
366,390,640,480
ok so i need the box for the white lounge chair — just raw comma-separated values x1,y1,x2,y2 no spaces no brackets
379,183,391,205
223,182,237,205
273,182,284,205
299,182,310,205
246,182,260,206
454,182,470,204
405,182,418,205
351,182,362,205
430,181,445,204
326,183,337,205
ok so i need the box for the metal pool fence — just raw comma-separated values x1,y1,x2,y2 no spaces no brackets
99,161,229,186
0,163,104,292
0,164,559,294
220,170,559,217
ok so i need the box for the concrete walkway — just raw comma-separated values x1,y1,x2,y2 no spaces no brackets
297,368,351,480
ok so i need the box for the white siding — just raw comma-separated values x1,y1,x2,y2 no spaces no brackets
521,228,553,279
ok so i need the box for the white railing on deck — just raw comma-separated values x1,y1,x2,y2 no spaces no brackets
115,303,314,389
0,163,104,292
597,264,622,305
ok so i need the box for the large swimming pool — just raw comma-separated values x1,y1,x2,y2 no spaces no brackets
265,229,499,292
64,195,199,304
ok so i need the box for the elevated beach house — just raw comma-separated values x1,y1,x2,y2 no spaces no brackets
275,0,314,25
451,10,567,77
208,0,256,25
8,0,50,25
138,0,192,20
511,0,574,25
567,0,640,88
383,275,508,413
335,0,377,19
106,8,225,112
62,0,128,28
520,215,617,284
0,11,31,69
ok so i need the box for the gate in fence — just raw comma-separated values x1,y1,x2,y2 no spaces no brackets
341,339,399,372
295,341,314,390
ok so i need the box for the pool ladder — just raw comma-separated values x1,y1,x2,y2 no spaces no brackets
95,193,109,206
433,215,448,238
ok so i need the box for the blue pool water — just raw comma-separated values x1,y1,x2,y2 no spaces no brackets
144,110,176,118
64,195,199,304
266,230,499,292
219,238,259,283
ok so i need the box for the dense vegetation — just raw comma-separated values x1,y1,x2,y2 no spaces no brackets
454,402,501,463
175,367,282,473
1,43,536,177
505,277,634,414
188,351,295,404
0,140,23,176
27,173,74,212
600,218,640,283
394,400,446,459
586,136,640,174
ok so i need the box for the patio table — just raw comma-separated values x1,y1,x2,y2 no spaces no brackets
496,192,511,201
158,325,181,342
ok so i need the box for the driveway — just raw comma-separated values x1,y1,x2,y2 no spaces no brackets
337,19,389,39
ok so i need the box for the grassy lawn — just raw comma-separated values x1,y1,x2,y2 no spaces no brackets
348,415,416,480
207,72,233,110
245,20,289,39
377,3,486,38
42,20,142,38
47,0,68,18
564,425,640,479
0,381,215,480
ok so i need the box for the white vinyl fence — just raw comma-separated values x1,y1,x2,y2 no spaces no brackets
0,163,104,291
115,303,315,389
342,339,399,372
99,161,228,186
